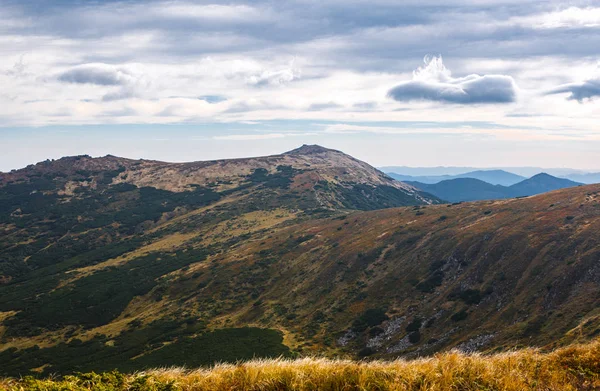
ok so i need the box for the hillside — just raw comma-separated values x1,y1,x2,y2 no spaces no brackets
405,178,508,202
408,173,582,202
389,170,525,186
1,148,600,376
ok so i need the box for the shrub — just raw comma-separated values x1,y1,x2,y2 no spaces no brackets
369,327,384,337
451,310,468,322
406,317,422,332
352,308,389,332
416,270,444,293
358,347,375,357
449,289,482,305
408,331,421,344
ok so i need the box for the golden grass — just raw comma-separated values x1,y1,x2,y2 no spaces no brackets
2,340,600,390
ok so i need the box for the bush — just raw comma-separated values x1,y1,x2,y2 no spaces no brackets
358,347,375,357
451,310,468,322
449,289,482,305
369,327,384,337
352,308,389,332
406,317,422,332
416,270,444,293
408,331,421,344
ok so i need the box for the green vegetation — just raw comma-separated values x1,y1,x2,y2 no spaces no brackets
352,308,389,332
449,288,483,305
0,325,288,377
339,184,436,210
4,248,210,335
248,166,300,189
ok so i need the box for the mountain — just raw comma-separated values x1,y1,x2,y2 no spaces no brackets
508,173,582,197
380,166,482,176
456,170,525,186
0,145,438,214
562,172,600,185
408,173,582,202
1,148,600,376
405,178,508,203
381,166,598,179
389,170,525,186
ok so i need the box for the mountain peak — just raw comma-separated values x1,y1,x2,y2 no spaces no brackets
529,172,554,180
284,144,338,155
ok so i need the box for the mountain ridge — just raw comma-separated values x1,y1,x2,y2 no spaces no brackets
389,170,526,186
408,173,581,202
0,145,439,208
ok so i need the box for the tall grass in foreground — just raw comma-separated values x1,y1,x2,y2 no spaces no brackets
2,340,600,391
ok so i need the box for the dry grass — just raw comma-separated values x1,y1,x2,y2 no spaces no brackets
3,340,600,390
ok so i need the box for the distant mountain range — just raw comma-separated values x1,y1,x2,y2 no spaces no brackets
405,173,582,202
382,167,600,184
389,170,526,186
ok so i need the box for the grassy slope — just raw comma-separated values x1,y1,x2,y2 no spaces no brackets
1,151,600,375
0,149,438,375
218,184,600,356
2,339,600,390
2,184,599,376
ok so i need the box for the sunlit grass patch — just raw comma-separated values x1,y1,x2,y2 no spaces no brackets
3,339,600,390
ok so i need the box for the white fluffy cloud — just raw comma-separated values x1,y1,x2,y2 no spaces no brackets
245,61,301,86
387,56,518,104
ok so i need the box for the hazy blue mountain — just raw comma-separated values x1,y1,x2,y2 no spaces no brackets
406,178,509,202
407,173,582,202
381,166,480,176
508,173,582,197
456,170,525,186
381,166,593,178
388,170,525,186
562,173,600,185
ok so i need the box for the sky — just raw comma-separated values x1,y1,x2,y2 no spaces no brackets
2,0,600,171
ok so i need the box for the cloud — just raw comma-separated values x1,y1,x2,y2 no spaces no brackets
199,95,227,104
224,99,288,114
57,64,135,86
308,102,342,111
102,87,137,102
387,56,518,104
246,61,301,86
546,65,600,102
547,79,600,102
213,132,317,141
519,7,600,29
157,4,271,23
